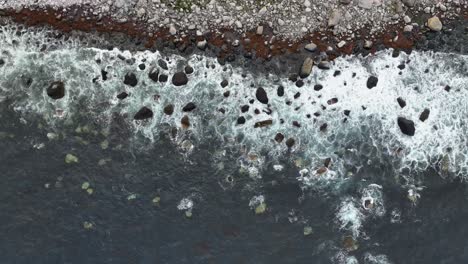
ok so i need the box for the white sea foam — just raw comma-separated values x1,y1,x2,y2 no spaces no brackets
0,22,467,187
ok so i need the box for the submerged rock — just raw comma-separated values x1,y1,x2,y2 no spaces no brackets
256,87,269,104
397,117,415,136
47,81,65,99
172,72,188,86
65,153,79,164
134,107,153,120
181,115,190,128
286,138,295,148
164,104,174,115
117,92,128,100
428,16,442,31
159,74,168,82
275,133,285,143
182,102,197,112
237,116,246,125
124,73,138,87
184,65,194,74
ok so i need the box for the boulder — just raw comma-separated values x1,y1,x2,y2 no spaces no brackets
254,120,273,128
163,104,174,115
397,117,415,136
275,133,285,143
286,138,295,148
117,92,128,100
300,57,313,78
47,81,65,99
428,16,442,31
134,107,153,120
419,109,430,122
148,68,159,82
366,76,378,89
185,65,194,74
256,87,269,104
172,72,188,86
397,97,406,108
181,115,190,128
124,73,138,87
237,116,246,124
158,59,168,70
220,79,229,88
182,102,196,112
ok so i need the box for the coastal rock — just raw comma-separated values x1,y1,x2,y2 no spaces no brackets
397,117,415,136
275,133,284,143
181,115,190,128
419,109,430,122
286,138,295,148
277,86,284,97
159,74,168,82
237,116,246,124
328,10,342,27
185,66,194,74
428,16,442,31
401,0,415,7
158,103,173,115
148,68,159,82
47,81,65,99
221,79,229,88
256,87,269,104
124,73,138,87
134,107,153,120
182,102,197,112
366,76,378,89
172,72,188,86
318,61,331,70
117,92,128,100
397,97,406,108
300,57,313,78
158,59,168,70
254,120,273,128
305,43,317,52
197,40,207,50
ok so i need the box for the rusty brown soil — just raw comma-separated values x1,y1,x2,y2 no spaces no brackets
1,5,467,60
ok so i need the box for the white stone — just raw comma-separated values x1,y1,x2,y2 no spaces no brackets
337,40,346,48
169,24,177,35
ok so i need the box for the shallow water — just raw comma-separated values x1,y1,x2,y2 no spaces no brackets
1,22,468,264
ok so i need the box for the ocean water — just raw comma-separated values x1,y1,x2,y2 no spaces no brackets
1,22,468,263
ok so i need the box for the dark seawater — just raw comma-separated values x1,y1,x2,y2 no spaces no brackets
2,99,468,264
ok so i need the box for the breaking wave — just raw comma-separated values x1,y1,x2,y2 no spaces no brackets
0,22,467,187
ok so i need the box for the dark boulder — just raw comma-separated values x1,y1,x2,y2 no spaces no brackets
138,63,146,70
254,120,273,128
158,59,168,70
101,69,108,81
148,68,159,82
366,76,378,89
47,81,65,99
314,84,323,91
124,73,138,87
159,74,168,82
286,138,295,148
275,133,285,143
172,72,188,86
397,117,415,136
277,86,284,97
220,79,229,88
134,107,153,120
237,116,246,125
256,87,269,104
327,98,338,105
163,104,174,115
419,109,430,122
182,102,197,112
241,105,250,113
185,65,194,74
117,92,128,100
181,115,190,128
397,97,406,108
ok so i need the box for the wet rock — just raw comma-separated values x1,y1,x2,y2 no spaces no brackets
254,120,273,128
366,76,378,89
163,104,174,115
223,91,230,97
124,73,138,87
314,84,323,91
159,74,168,82
428,16,442,31
101,69,108,81
158,59,168,70
256,87,269,104
328,9,342,27
292,121,301,127
138,63,146,70
294,92,301,99
148,68,159,82
117,92,128,100
241,105,250,113
0,58,4,66
182,102,197,112
401,0,415,7
327,98,338,105
296,80,304,88
299,57,313,78
344,110,351,116
397,97,406,108
277,86,284,97
172,72,188,86
397,117,415,136
221,79,229,88
289,74,298,82
317,61,331,70
320,123,328,132
185,65,194,74
444,85,451,92
275,133,285,143
419,109,430,122
343,236,359,252
237,116,246,125
134,107,153,120
286,138,295,148
47,81,65,99
181,115,190,128
304,43,317,52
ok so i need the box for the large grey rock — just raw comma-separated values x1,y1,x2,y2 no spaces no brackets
300,57,314,78
428,16,442,31
328,10,342,27
401,0,416,7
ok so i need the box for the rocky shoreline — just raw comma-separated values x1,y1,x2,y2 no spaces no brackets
0,3,467,79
